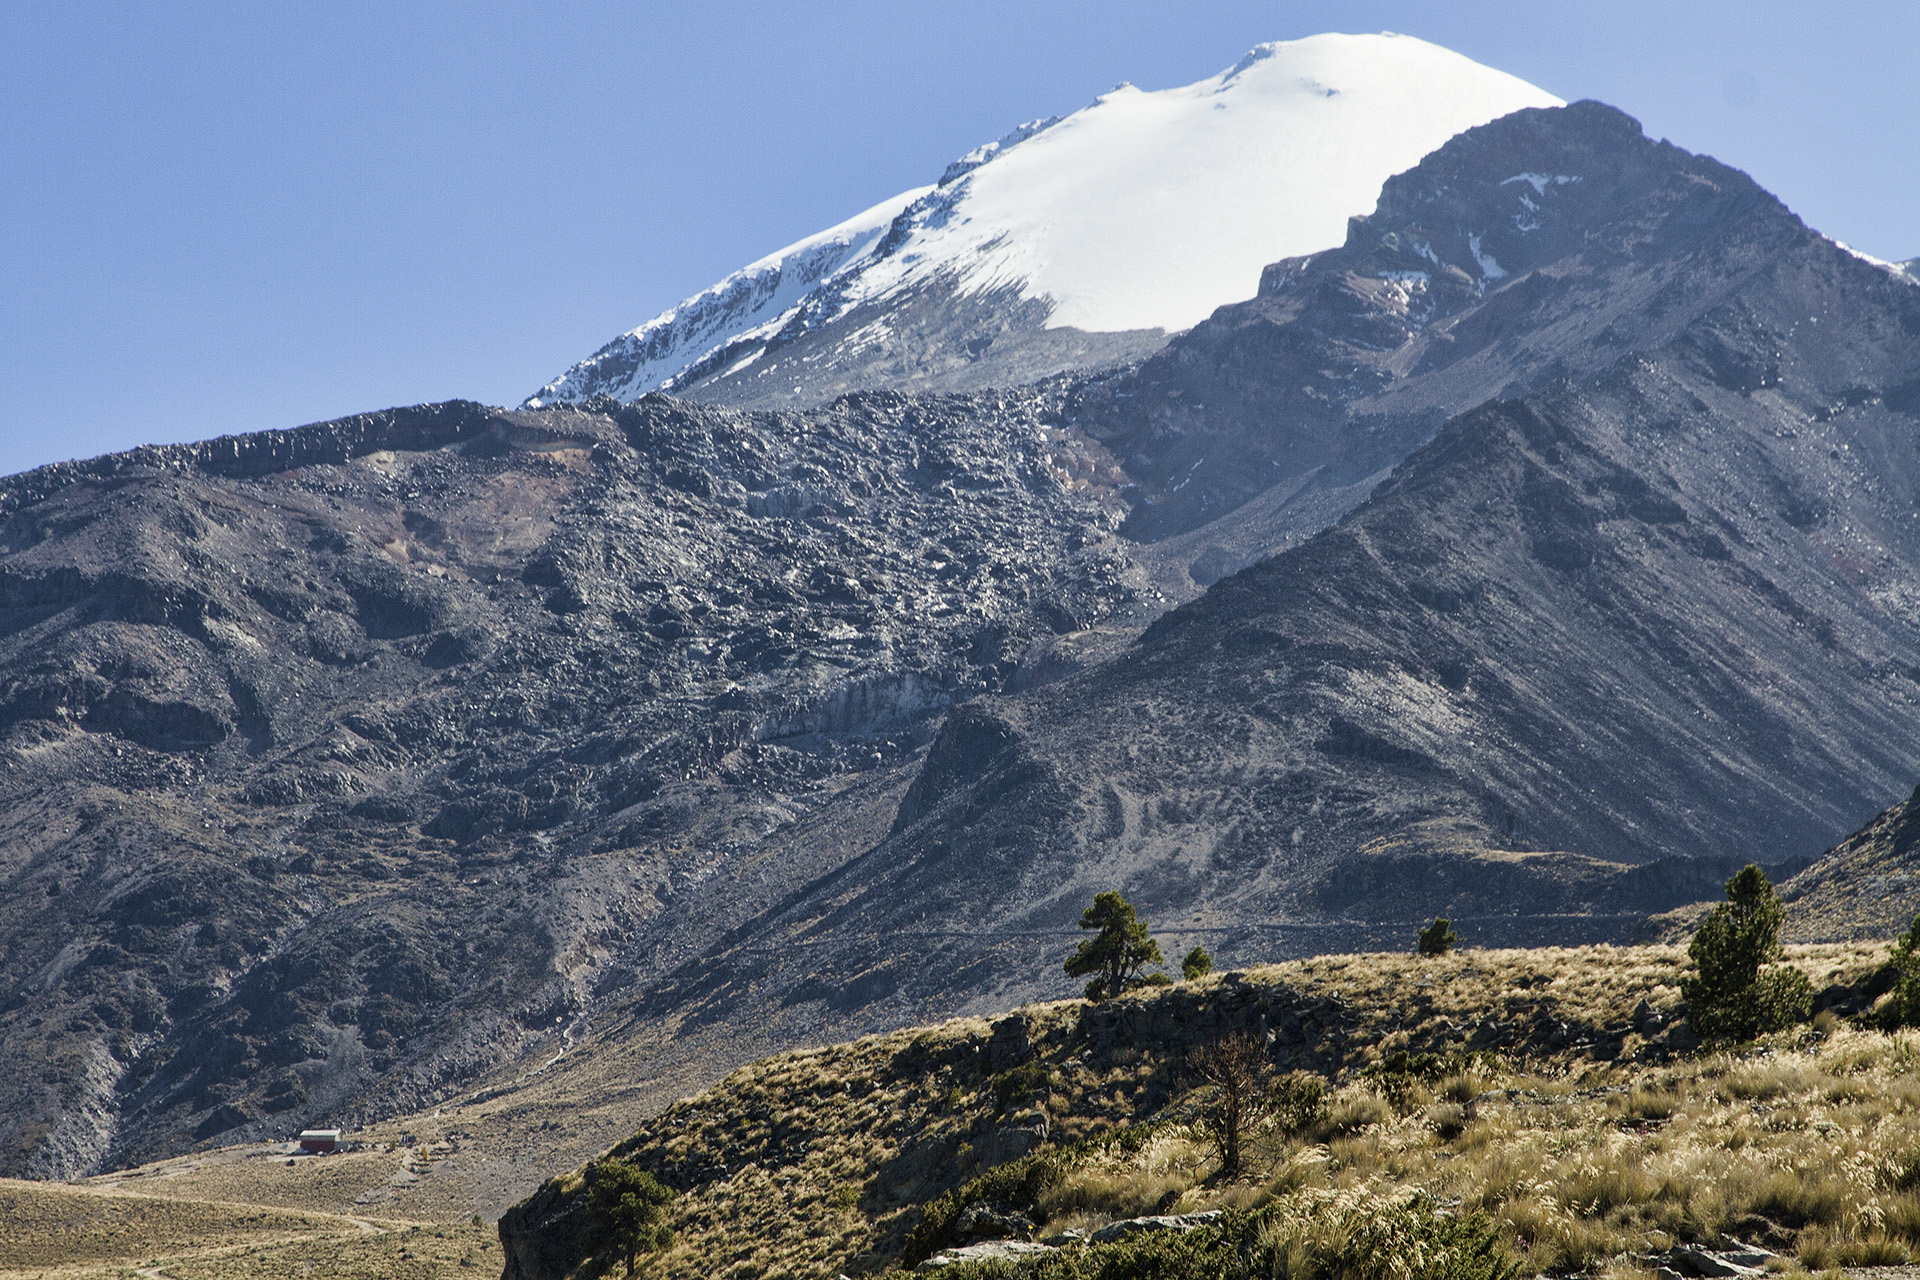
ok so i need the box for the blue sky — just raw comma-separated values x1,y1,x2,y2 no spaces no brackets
3,1,1915,478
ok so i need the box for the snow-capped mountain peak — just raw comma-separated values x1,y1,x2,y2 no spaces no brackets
528,32,1562,411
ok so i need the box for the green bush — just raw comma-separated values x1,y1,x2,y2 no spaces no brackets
903,1152,1068,1268
1182,946,1213,981
1417,918,1458,957
993,1062,1054,1116
1362,1051,1449,1110
901,1125,1167,1267
1684,864,1810,1041
1271,1072,1327,1135
1882,914,1920,1029
1256,1194,1516,1280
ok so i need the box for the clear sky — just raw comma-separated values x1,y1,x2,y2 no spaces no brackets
3,1,1915,479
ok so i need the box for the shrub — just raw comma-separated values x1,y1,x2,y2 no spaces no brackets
1750,966,1814,1032
1418,919,1458,957
993,1062,1053,1116
1684,864,1809,1041
1271,1072,1327,1135
1363,1050,1451,1111
1883,914,1920,1028
1182,946,1213,981
902,1125,1166,1266
903,1151,1068,1267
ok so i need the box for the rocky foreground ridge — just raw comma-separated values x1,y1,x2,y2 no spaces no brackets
498,942,1895,1280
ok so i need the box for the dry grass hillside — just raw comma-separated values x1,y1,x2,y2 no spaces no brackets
499,942,1903,1280
9,941,1909,1280
0,1177,495,1279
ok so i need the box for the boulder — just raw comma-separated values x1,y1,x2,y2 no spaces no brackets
916,1240,1056,1272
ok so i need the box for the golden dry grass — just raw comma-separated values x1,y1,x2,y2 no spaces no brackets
0,1178,497,1279
518,943,1891,1280
9,942,1902,1279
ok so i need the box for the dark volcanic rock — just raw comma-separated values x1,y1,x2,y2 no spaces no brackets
625,102,1920,1037
0,389,1141,1176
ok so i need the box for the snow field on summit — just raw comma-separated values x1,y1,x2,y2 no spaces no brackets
529,32,1560,406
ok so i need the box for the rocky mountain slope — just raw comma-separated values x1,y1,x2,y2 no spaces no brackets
527,33,1557,412
4,95,1918,1192
1778,786,1920,942
582,101,1920,1046
1643,780,1920,946
0,390,1152,1179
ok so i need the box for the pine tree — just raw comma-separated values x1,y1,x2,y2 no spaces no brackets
1416,918,1457,957
580,1159,674,1278
1064,891,1164,1001
1684,863,1811,1040
1182,944,1214,981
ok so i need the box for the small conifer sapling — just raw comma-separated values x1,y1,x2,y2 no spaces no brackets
1182,944,1213,981
1684,863,1812,1040
1417,918,1457,957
